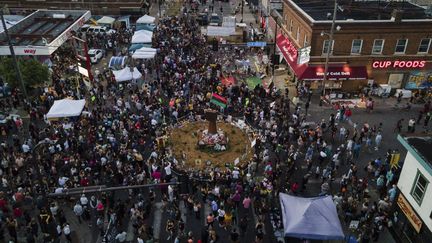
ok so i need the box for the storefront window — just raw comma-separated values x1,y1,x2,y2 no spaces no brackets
372,39,384,54
418,38,431,53
395,39,408,54
411,170,429,205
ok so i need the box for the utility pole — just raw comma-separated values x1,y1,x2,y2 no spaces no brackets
322,0,337,96
0,7,28,100
158,0,161,18
241,0,244,23
272,20,278,77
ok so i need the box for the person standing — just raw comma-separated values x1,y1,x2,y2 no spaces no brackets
6,217,18,243
394,118,404,133
63,223,71,242
408,118,416,133
424,111,431,129
374,132,382,151
73,202,83,224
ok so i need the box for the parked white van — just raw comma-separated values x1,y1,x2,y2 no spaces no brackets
87,26,116,35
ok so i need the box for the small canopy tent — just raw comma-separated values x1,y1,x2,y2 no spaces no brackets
97,16,116,27
109,56,127,69
129,43,153,52
131,30,153,44
112,67,142,82
136,15,155,24
132,47,157,59
46,99,86,119
279,193,345,240
137,23,156,31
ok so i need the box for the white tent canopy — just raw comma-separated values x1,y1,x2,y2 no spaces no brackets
279,193,344,240
131,30,153,44
46,99,86,119
134,47,157,53
132,47,157,59
112,67,142,82
97,16,116,25
136,15,155,24
132,52,156,59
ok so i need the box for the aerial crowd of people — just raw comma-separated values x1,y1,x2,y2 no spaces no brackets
0,6,431,243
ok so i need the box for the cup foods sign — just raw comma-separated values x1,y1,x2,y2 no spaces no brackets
372,60,426,69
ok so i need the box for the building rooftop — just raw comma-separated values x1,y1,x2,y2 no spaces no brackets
406,137,432,166
291,0,431,21
0,10,89,46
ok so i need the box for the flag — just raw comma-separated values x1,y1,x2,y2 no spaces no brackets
210,93,227,108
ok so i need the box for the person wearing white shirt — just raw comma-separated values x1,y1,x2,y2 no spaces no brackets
22,143,30,153
73,203,83,223
80,194,89,206
63,223,71,241
164,162,172,180
115,231,127,242
58,177,69,187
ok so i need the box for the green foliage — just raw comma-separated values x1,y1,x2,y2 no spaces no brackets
0,57,49,89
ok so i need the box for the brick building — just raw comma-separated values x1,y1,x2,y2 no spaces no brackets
2,0,150,16
273,0,432,93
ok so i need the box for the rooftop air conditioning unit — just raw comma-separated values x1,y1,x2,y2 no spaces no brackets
53,14,66,19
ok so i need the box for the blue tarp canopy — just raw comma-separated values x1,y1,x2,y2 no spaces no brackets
279,193,345,240
136,23,156,31
109,56,127,69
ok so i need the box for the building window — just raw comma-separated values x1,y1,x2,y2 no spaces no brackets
418,38,431,53
395,39,408,54
372,39,385,54
322,40,334,55
304,34,309,47
289,20,293,33
411,170,429,205
296,27,300,41
351,39,363,54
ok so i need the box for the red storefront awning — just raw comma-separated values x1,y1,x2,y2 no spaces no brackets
300,66,368,80
276,34,308,77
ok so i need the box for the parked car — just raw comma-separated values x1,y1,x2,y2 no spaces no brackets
87,26,116,35
0,113,20,125
88,49,104,63
209,13,222,26
80,24,91,32
197,12,209,26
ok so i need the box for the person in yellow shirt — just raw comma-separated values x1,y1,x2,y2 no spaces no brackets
224,210,233,229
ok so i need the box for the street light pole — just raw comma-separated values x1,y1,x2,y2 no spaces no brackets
272,21,278,78
0,8,28,100
322,0,338,96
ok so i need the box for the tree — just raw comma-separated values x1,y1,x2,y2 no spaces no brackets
0,57,49,90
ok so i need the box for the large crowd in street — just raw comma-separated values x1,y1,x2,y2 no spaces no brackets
0,8,431,243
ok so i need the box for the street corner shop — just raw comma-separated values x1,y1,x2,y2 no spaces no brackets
0,10,92,78
367,59,432,91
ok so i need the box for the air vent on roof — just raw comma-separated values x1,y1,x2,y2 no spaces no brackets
53,14,66,19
